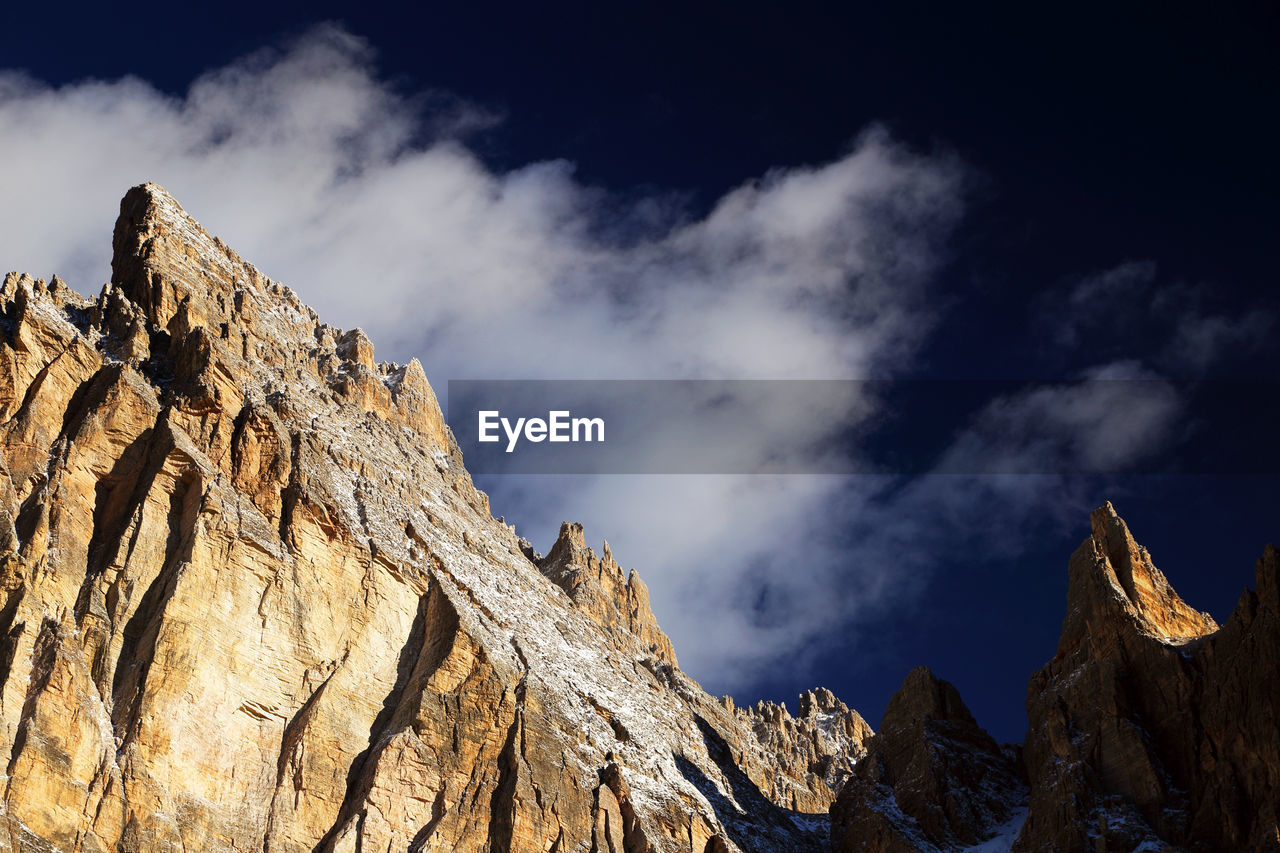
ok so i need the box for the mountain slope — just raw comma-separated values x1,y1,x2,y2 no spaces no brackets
1017,503,1280,852
829,668,1026,853
829,503,1280,853
0,184,867,853
4,186,1277,853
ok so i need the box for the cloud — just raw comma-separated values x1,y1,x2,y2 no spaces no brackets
1047,260,1158,350
0,22,1213,695
0,25,962,385
4,24,1197,695
1163,303,1272,372
937,364,1184,475
1036,260,1273,374
0,24,978,689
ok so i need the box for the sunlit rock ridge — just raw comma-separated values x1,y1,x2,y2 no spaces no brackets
0,184,869,852
827,504,1280,853
2,185,1277,853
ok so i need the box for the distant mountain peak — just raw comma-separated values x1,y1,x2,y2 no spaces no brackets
537,520,679,667
1062,501,1219,651
1019,503,1280,851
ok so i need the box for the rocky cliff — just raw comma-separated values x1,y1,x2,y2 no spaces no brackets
0,185,869,853
536,522,679,668
829,667,1026,853
830,504,1280,853
731,688,872,814
3,186,1278,853
1016,502,1280,852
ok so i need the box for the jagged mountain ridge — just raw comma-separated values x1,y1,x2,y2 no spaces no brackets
1016,503,1280,852
0,184,869,852
828,503,1280,853
2,184,1277,853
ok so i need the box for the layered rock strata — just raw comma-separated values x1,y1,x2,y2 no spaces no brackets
0,184,867,853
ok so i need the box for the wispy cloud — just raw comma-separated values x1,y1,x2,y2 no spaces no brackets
938,365,1183,475
0,24,1206,694
0,24,962,384
0,24,974,687
1035,260,1272,374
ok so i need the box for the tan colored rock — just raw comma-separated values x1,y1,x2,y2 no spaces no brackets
0,183,862,852
538,521,679,666
1017,503,1280,852
736,688,872,813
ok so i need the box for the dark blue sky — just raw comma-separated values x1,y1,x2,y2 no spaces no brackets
4,0,1277,741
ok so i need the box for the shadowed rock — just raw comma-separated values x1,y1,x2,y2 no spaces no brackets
830,666,1026,852
1018,503,1280,852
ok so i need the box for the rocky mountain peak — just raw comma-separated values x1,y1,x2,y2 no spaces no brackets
880,665,978,732
0,183,867,852
1020,502,1280,851
830,667,1026,852
542,519,592,565
336,328,376,370
797,687,844,718
831,503,1280,852
537,521,678,666
111,182,277,344
1060,501,1218,651
734,692,872,814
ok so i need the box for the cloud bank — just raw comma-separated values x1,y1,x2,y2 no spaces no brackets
1,24,1227,693
1035,260,1272,374
0,24,974,686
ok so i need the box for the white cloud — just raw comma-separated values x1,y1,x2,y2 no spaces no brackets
4,24,1189,694
937,364,1184,475
0,24,975,689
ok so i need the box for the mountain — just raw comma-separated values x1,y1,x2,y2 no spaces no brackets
2,185,1277,853
828,503,1280,853
1017,502,1280,852
829,667,1026,853
0,185,867,852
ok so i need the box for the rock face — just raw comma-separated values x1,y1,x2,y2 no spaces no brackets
0,184,867,853
537,521,679,667
6,186,1277,853
732,688,872,814
829,667,1027,853
1017,502,1280,852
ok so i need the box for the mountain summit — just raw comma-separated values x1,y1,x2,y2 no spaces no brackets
828,505,1280,852
1,186,1277,853
1018,504,1280,851
0,184,864,852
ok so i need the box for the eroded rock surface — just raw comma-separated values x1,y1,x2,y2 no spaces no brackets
7,185,1275,853
537,521,679,667
732,688,872,814
1017,503,1280,852
829,667,1026,853
0,184,865,853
